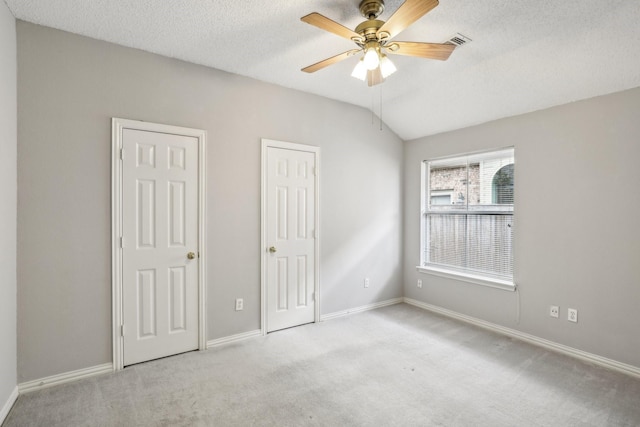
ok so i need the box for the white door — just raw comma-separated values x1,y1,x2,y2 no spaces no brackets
265,144,318,332
122,128,199,366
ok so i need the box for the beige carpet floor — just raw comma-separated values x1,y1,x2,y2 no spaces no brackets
5,303,640,426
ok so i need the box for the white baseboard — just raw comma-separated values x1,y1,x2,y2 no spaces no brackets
0,386,19,424
320,297,404,321
404,297,640,379
207,329,262,348
18,363,113,394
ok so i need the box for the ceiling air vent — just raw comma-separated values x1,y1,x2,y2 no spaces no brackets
446,33,472,47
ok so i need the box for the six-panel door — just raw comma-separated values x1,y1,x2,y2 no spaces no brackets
266,147,316,332
122,129,199,366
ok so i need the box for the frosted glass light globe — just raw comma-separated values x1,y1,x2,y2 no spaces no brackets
363,48,380,70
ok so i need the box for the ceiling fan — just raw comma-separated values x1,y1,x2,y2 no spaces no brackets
301,0,455,86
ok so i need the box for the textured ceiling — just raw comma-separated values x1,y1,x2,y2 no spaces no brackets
5,0,640,140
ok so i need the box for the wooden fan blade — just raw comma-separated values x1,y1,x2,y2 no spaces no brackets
301,13,364,42
377,0,439,40
367,68,384,87
387,42,455,60
302,49,361,73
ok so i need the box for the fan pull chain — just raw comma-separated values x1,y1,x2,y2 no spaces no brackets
379,85,383,131
371,90,375,125
369,86,384,131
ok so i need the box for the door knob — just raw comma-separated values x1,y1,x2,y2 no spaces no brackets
268,246,277,253
187,252,196,259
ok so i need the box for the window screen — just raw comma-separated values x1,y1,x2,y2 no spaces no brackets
422,148,514,281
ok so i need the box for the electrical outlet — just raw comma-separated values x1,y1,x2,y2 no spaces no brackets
364,278,370,288
417,279,423,289
568,308,578,323
235,298,243,311
549,305,559,318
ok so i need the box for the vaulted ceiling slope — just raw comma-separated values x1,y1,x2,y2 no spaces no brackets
6,0,640,140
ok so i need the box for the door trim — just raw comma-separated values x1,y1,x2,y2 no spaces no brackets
111,118,207,370
260,138,320,335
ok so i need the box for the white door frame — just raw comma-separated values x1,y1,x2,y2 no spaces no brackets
111,118,207,370
261,138,320,335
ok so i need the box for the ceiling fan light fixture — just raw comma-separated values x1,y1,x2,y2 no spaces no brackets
379,54,397,78
363,47,380,70
301,0,455,87
351,59,368,81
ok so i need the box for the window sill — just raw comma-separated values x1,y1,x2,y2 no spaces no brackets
416,266,516,292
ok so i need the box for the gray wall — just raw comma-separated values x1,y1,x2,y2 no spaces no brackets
404,88,640,368
17,22,403,382
0,0,17,413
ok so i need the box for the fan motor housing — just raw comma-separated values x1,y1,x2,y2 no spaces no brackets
359,0,385,19
355,19,384,40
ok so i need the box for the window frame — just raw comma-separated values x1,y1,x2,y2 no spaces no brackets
417,148,516,292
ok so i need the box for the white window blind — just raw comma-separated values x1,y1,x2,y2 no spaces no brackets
422,148,514,284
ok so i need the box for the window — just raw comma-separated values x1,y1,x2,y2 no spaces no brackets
492,164,514,204
430,190,453,206
420,148,515,290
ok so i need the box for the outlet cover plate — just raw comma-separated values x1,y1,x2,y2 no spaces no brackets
235,298,243,311
549,305,559,318
568,308,578,322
